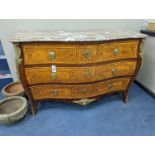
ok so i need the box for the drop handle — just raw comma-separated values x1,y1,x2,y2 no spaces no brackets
51,72,56,80
48,50,56,60
84,69,91,78
51,90,59,96
83,51,90,59
112,68,117,75
113,48,120,55
108,84,113,90
81,89,89,94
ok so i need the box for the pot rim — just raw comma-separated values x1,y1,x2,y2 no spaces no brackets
0,96,27,116
2,81,24,96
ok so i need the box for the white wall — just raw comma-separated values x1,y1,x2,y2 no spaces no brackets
137,36,155,93
0,19,143,81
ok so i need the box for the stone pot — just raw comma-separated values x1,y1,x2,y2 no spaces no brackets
0,96,28,124
2,81,24,97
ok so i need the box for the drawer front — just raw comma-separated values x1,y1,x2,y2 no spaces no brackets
30,85,77,99
93,78,130,96
96,40,139,62
22,40,139,65
25,67,78,84
77,85,93,98
77,44,97,64
25,61,137,85
30,78,131,100
95,60,137,81
22,43,77,65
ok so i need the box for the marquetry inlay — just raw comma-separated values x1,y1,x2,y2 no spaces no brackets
12,30,147,114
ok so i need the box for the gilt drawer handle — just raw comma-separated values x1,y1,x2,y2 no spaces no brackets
51,72,56,80
112,68,117,75
48,50,56,60
51,90,58,96
84,69,91,78
108,84,113,89
81,89,89,94
113,49,120,55
83,51,90,59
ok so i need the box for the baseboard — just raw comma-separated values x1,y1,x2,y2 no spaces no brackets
135,80,155,99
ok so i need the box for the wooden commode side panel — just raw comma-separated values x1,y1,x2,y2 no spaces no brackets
30,78,131,100
25,61,137,85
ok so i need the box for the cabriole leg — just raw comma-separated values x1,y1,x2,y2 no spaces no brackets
122,91,128,104
31,101,38,115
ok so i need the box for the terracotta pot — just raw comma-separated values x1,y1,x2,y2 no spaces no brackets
2,81,24,97
0,96,28,124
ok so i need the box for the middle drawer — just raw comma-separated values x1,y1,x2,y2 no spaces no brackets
25,60,137,85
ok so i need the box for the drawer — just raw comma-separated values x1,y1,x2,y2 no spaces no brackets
30,77,131,100
22,40,139,65
25,61,137,85
30,85,77,99
93,77,130,96
22,43,97,65
22,43,77,65
76,44,97,64
96,40,139,62
25,67,78,84
95,60,137,81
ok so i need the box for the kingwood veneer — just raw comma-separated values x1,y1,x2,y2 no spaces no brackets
11,30,147,115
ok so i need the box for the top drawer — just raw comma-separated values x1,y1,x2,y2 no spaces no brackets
21,40,140,65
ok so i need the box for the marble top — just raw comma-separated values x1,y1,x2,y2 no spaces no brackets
11,30,147,42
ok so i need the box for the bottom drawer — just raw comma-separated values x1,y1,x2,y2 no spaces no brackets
30,77,131,100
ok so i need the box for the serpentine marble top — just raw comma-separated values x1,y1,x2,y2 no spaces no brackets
11,30,147,42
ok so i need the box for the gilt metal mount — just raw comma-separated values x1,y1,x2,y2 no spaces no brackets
13,43,22,79
140,39,145,68
73,98,96,106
